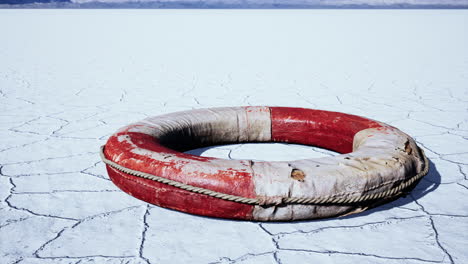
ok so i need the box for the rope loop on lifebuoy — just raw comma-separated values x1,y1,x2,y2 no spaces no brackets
100,145,429,206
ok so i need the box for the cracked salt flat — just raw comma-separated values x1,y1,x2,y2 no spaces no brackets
1,9,467,264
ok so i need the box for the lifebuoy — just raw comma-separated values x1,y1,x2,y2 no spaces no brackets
101,106,428,221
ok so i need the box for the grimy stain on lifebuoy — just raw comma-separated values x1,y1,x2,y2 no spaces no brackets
101,106,427,221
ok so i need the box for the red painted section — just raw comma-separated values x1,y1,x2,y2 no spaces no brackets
104,127,256,220
270,107,386,154
106,166,254,220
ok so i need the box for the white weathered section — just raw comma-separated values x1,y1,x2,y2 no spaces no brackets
126,106,271,143
252,128,425,221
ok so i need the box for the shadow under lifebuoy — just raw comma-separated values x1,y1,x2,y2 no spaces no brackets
329,158,440,220
412,159,442,198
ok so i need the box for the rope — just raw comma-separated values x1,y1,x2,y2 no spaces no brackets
99,145,429,206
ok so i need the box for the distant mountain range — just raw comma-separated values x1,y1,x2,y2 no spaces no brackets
1,0,468,8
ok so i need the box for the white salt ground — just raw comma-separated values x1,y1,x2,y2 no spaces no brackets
0,9,467,264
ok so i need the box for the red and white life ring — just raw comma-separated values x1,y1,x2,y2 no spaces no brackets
101,106,428,221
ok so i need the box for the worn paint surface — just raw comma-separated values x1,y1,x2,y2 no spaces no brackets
270,107,385,153
103,106,425,221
